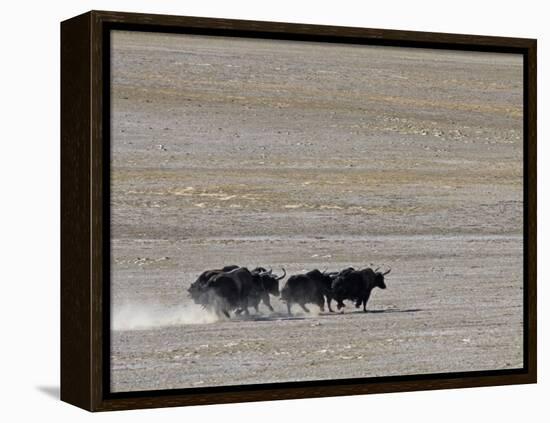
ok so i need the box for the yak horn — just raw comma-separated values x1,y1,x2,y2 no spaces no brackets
383,268,391,276
276,268,286,280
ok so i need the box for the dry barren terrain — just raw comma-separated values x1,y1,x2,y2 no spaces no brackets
110,31,523,392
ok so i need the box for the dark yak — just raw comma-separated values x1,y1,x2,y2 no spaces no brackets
280,269,337,315
188,266,254,318
249,267,285,313
331,267,390,312
188,264,239,296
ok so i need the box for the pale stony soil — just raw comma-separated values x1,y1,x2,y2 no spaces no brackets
109,31,524,392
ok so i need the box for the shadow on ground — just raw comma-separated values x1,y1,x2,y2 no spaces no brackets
36,386,59,399
366,308,423,314
230,308,423,322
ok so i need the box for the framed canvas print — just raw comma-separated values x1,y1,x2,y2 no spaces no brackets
60,10,536,411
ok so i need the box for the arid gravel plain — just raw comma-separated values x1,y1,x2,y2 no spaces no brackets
109,31,524,392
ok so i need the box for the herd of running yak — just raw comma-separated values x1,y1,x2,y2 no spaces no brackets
187,265,391,318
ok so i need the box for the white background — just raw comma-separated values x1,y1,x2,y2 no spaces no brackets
0,0,546,420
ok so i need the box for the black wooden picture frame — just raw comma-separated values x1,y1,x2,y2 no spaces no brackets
61,10,536,412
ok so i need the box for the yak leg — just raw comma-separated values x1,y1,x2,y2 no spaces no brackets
287,303,292,316
262,294,274,312
213,296,229,318
326,295,334,312
300,303,310,313
317,294,325,312
362,292,371,312
239,297,250,316
214,302,230,318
